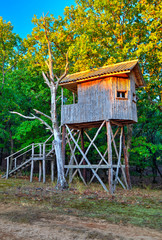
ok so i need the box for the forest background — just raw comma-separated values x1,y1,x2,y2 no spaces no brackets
0,0,161,183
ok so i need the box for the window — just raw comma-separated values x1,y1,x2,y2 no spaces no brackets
116,90,128,99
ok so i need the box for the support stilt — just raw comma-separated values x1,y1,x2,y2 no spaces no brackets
81,128,86,182
62,124,66,165
39,161,42,182
123,128,131,189
43,143,46,183
30,143,35,182
51,160,54,182
6,157,9,179
106,121,113,194
66,124,108,192
64,121,131,193
30,160,34,182
114,127,123,191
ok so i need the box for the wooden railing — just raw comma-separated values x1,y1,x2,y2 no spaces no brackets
5,134,55,179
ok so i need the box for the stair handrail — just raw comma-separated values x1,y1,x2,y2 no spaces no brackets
4,135,55,179
12,143,41,160
44,134,54,144
5,143,33,160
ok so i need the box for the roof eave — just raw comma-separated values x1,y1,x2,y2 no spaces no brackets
60,70,130,87
133,63,145,87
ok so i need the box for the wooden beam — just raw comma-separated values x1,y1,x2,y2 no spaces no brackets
71,121,106,178
39,160,42,182
66,124,108,192
66,132,87,185
30,143,35,182
64,165,125,168
61,87,64,106
73,92,75,104
14,158,17,169
123,129,131,189
65,131,80,177
106,121,113,194
81,128,86,182
43,143,46,183
51,160,54,182
111,120,123,127
30,160,34,182
6,157,9,179
84,131,108,165
110,125,128,189
62,125,66,165
114,127,123,191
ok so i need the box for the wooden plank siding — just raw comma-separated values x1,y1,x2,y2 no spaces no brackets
61,75,137,126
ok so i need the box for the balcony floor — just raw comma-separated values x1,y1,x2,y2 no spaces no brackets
65,119,136,130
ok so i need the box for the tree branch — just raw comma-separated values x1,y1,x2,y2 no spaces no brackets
42,71,51,88
56,95,61,102
10,111,35,119
33,108,52,120
10,111,53,133
55,51,69,90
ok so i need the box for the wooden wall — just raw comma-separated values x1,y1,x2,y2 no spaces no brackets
61,75,137,125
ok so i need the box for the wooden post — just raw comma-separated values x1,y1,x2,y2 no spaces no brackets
61,87,64,106
62,125,66,165
14,158,17,169
30,160,34,182
73,92,75,104
114,127,123,191
39,143,42,157
43,143,46,183
66,124,108,192
39,161,42,182
6,157,9,179
123,128,131,189
51,160,54,182
106,121,113,194
38,143,42,182
30,143,34,182
81,128,86,182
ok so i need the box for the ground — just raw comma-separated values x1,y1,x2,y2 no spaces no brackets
0,177,161,240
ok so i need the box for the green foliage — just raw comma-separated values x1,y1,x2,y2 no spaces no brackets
0,0,161,179
0,17,24,84
130,136,162,171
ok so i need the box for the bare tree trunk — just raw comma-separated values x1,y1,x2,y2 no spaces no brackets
11,15,68,189
51,83,67,188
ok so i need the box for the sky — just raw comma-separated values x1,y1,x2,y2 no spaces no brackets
0,0,75,39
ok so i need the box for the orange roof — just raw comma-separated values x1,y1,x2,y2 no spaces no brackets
60,60,145,92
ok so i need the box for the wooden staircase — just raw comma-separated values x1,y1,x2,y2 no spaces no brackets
2,135,55,182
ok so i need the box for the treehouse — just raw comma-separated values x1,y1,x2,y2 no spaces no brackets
60,60,145,193
3,60,145,194
60,59,144,128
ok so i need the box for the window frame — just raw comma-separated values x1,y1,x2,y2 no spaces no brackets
116,90,128,100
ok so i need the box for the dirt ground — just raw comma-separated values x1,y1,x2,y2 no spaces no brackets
0,204,161,240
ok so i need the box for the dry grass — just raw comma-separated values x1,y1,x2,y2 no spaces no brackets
0,176,162,230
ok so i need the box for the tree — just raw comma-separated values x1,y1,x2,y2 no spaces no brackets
0,17,23,84
0,18,23,165
12,15,68,189
63,0,162,178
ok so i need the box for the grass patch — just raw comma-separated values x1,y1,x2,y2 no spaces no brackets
0,177,161,230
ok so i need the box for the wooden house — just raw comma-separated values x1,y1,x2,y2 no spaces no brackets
60,60,144,193
4,60,145,193
60,59,144,128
